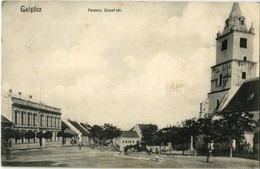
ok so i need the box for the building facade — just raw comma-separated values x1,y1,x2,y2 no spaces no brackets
201,2,257,117
1,90,62,149
113,131,140,151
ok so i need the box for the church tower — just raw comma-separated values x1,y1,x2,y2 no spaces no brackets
206,2,257,116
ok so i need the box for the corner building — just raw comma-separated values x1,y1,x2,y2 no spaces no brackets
1,90,62,149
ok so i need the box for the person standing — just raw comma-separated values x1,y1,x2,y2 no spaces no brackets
207,140,214,163
155,148,159,162
5,145,11,160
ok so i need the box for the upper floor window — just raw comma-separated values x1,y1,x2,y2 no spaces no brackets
40,115,44,127
21,112,25,125
55,118,57,127
240,38,247,48
221,40,227,51
14,111,18,124
51,117,53,127
243,56,247,61
28,113,31,126
33,114,37,126
58,118,60,128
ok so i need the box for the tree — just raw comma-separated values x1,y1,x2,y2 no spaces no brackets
89,125,104,146
88,124,121,146
182,118,200,152
44,131,53,140
216,111,255,157
36,131,44,147
24,130,36,149
141,124,158,146
103,123,121,141
57,131,63,138
2,128,14,142
175,126,190,155
197,117,221,143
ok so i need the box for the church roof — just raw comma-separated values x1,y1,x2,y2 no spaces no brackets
218,77,259,114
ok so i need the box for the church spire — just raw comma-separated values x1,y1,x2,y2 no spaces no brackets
229,2,242,19
222,2,248,35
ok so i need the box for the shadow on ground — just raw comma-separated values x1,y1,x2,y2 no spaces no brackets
2,160,56,167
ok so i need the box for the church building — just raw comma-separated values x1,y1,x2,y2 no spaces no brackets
200,2,257,117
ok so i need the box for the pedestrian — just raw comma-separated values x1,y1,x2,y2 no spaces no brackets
5,145,11,160
123,146,128,155
78,142,82,150
207,140,214,163
146,146,151,155
155,148,159,162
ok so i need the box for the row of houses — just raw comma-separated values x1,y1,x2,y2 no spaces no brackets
2,78,259,152
1,89,149,151
1,89,93,149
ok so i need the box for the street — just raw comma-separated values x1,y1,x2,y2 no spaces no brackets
1,146,259,168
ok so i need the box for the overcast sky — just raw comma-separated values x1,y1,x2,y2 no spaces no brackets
2,2,259,130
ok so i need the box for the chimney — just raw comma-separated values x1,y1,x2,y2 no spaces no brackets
9,89,12,93
29,95,32,99
18,92,22,96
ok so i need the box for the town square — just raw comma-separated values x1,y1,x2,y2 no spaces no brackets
1,1,259,168
1,146,259,168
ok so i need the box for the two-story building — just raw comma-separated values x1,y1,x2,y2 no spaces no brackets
1,89,62,149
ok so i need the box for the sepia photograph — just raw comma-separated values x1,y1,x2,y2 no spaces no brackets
1,1,259,168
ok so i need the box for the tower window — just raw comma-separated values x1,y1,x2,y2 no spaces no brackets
242,72,246,79
217,100,220,109
243,57,247,61
239,17,245,26
240,38,247,48
241,20,244,25
217,74,223,86
221,40,227,51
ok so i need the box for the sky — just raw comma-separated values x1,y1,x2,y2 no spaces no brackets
2,2,259,130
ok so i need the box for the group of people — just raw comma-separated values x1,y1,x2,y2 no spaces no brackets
146,146,160,161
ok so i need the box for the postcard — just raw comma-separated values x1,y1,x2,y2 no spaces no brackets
1,1,259,168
